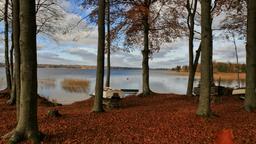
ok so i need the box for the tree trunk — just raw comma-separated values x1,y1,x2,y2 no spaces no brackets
187,44,201,96
141,13,152,96
244,0,256,112
10,33,14,80
7,33,15,105
186,0,198,96
105,0,111,88
196,0,212,116
232,32,240,88
193,44,201,72
186,30,195,96
4,0,12,90
7,0,21,114
14,0,21,119
7,0,42,143
92,0,105,112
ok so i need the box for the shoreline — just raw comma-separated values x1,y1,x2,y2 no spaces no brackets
170,71,246,81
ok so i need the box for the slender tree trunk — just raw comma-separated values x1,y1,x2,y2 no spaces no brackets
186,0,198,96
186,30,195,96
14,0,21,119
196,0,212,116
92,0,105,112
141,13,152,96
244,0,256,112
7,0,21,108
187,44,201,96
232,33,240,88
8,78,16,105
4,0,12,90
210,41,214,86
7,33,16,105
7,0,42,143
105,0,111,88
193,44,201,73
10,33,14,80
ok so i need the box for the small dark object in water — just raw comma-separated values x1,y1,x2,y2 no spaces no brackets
47,109,62,117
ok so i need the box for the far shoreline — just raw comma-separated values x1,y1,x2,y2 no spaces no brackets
170,71,246,81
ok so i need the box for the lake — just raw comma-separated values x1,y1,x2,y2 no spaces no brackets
0,68,244,104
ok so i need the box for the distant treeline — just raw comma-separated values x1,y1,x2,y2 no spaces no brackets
172,62,246,73
0,63,144,70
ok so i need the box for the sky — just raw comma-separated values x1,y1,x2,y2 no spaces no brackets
0,0,246,69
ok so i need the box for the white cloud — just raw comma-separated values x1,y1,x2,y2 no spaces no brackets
0,0,247,69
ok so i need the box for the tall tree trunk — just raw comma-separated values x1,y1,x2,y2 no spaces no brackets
187,44,201,96
141,14,152,96
105,0,111,88
196,0,212,116
10,33,14,80
7,0,42,143
4,0,12,90
14,0,21,119
193,44,201,74
7,33,15,105
186,31,195,96
232,32,240,88
7,0,21,108
244,0,256,112
92,0,105,112
186,0,198,96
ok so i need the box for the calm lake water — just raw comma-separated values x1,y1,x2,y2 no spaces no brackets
0,68,245,104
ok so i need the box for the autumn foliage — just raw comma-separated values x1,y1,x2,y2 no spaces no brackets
1,92,256,143
214,129,234,144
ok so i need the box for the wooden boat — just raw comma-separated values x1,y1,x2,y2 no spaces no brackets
232,88,245,95
103,87,124,99
90,87,139,99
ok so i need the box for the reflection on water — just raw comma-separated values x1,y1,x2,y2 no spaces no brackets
38,79,56,89
0,68,246,104
61,79,90,93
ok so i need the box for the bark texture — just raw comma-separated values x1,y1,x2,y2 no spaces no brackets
10,33,14,80
8,34,16,105
13,0,21,119
105,0,111,88
196,0,212,116
232,33,240,88
141,1,152,96
244,0,256,112
186,0,199,96
92,0,105,112
8,0,41,143
4,0,12,90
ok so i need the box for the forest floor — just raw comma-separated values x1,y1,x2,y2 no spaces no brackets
0,91,256,144
171,71,246,81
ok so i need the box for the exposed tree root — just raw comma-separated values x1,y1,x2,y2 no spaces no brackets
91,108,105,113
1,129,15,140
6,98,15,105
2,130,44,144
137,90,156,97
8,131,24,144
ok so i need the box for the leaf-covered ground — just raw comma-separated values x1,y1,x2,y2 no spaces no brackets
0,93,255,144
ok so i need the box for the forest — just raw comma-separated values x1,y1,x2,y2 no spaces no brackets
0,0,255,143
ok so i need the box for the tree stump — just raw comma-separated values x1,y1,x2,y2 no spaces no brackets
47,109,62,117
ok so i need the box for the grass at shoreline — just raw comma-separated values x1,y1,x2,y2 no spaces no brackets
170,71,246,81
